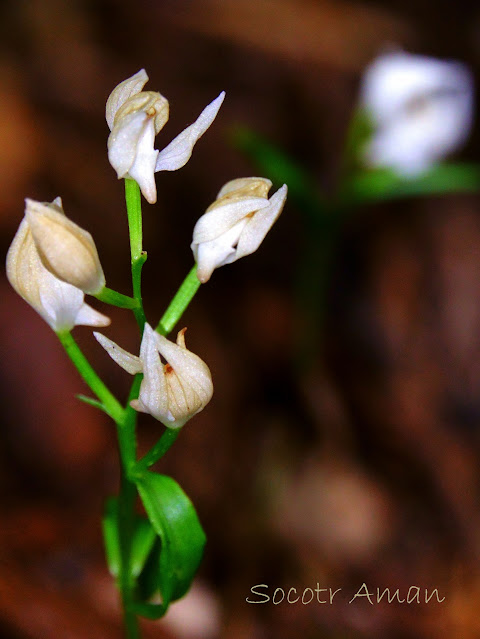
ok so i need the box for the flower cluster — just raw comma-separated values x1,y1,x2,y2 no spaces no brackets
6,70,287,430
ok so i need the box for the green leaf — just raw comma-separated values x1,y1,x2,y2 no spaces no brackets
137,539,161,602
342,163,480,204
132,601,168,621
102,498,157,579
76,394,109,415
136,472,206,612
131,518,157,578
102,498,121,578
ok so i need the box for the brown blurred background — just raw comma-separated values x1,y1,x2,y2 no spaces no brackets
1,0,480,637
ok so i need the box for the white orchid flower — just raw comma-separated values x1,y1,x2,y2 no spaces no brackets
106,69,225,204
359,51,474,176
94,323,213,429
25,197,105,295
6,198,110,332
191,177,288,283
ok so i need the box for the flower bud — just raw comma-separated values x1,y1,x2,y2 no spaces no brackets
6,203,110,332
106,70,225,204
359,51,474,176
94,323,213,429
191,178,288,283
25,198,105,295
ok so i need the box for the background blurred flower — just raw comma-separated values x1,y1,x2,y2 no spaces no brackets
359,51,474,176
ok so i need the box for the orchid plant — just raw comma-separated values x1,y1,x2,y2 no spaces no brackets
6,69,287,638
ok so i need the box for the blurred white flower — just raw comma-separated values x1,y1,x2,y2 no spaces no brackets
360,51,474,176
6,198,110,332
106,69,225,203
191,177,288,283
25,197,105,294
94,323,213,429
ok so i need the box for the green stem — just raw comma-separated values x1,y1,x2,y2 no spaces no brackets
125,179,147,330
118,470,139,639
95,287,140,310
58,331,139,636
116,376,142,639
133,428,181,476
156,264,201,335
57,330,124,423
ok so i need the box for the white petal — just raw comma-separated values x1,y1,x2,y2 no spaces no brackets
192,197,269,244
135,324,168,421
236,184,288,259
38,269,85,331
194,218,248,283
127,118,159,204
74,304,110,328
94,332,142,374
155,91,225,172
106,69,149,131
108,111,151,179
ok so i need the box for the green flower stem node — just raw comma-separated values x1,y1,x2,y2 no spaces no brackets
156,264,201,336
95,287,140,310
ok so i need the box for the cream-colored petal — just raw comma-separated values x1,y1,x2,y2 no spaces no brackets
153,330,213,406
7,217,43,312
155,91,225,172
113,91,169,134
217,177,272,199
6,217,85,331
106,69,149,130
25,199,105,295
235,184,288,259
94,332,142,374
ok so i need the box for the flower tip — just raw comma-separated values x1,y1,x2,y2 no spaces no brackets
195,265,210,284
176,327,187,348
278,183,288,199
